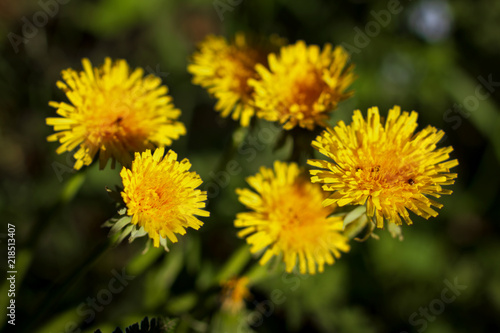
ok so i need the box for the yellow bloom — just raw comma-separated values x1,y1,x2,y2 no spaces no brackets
188,33,275,127
308,106,458,228
47,58,186,170
250,41,355,130
120,148,209,248
221,276,251,313
235,161,350,275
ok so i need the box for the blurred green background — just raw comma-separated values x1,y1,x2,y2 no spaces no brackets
1,0,499,332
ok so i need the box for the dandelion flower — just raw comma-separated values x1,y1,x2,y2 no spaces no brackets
221,276,251,313
250,41,355,130
47,58,186,170
309,106,458,228
188,33,275,127
235,161,350,275
120,148,209,248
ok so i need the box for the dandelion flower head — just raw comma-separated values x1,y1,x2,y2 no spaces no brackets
120,148,209,247
221,276,251,313
309,106,458,228
235,161,350,275
250,41,355,130
47,58,186,170
188,33,276,127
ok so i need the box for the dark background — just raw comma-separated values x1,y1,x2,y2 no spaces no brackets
1,0,499,332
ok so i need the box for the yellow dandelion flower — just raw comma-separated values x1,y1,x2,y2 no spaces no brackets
47,58,186,170
221,276,251,313
120,148,209,248
308,106,459,228
188,33,274,127
249,41,355,130
235,161,350,275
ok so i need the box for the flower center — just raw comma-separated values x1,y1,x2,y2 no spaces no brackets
354,147,419,192
82,90,145,146
218,48,261,102
290,67,325,107
268,182,331,249
131,174,185,229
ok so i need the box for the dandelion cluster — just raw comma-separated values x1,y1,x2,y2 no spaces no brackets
188,33,275,127
189,37,355,130
45,32,458,278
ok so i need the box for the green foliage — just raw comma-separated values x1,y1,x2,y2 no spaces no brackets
94,317,178,333
1,0,498,332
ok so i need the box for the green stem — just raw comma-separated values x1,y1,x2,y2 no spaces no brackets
20,170,89,332
24,239,111,332
205,124,251,211
26,170,87,248
213,117,260,179
174,245,252,315
288,126,319,164
213,244,252,286
245,262,269,284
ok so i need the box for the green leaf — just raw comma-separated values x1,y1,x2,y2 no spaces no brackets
210,311,254,333
214,245,252,285
61,172,86,203
129,226,147,241
342,206,367,229
128,246,163,276
109,216,133,237
35,307,83,333
115,225,135,245
165,293,198,314
343,209,371,240
387,222,404,241
159,236,170,252
144,249,184,309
